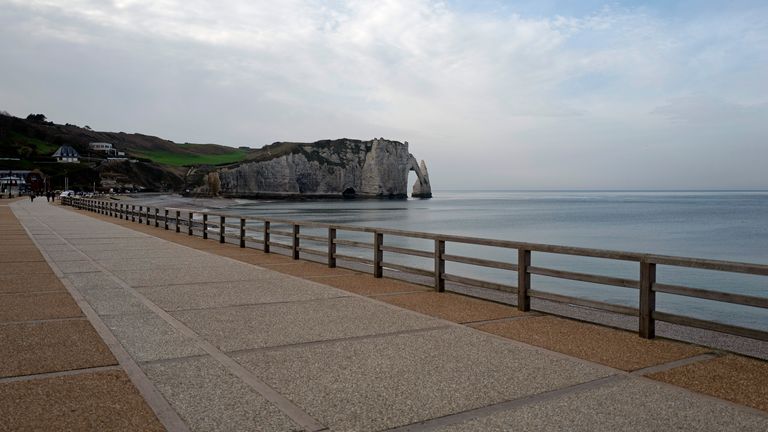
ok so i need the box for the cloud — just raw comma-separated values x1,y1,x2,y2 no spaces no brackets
1,0,767,188
652,96,768,123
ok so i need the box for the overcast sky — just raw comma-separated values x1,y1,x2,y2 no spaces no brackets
1,0,766,189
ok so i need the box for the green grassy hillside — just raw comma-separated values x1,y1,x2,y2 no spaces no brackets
133,146,248,166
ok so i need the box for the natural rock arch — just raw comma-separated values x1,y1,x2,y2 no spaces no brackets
407,155,432,198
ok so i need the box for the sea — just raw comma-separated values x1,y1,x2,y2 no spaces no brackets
145,190,768,331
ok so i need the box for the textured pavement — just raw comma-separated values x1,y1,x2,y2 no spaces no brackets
5,199,768,431
0,201,164,432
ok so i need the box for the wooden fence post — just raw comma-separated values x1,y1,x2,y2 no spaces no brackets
146,207,151,225
517,249,531,311
131,205,136,222
263,221,270,253
175,211,181,233
202,214,208,239
188,212,193,236
328,228,336,268
292,224,300,260
138,206,142,224
154,208,159,227
434,239,445,292
639,259,656,339
164,209,169,230
373,232,383,278
239,218,246,248
219,216,225,243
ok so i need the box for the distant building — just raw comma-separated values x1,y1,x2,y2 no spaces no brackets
0,170,45,194
89,142,113,152
52,145,80,163
88,142,124,157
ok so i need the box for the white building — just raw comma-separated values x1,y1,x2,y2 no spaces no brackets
52,145,80,163
89,142,124,157
89,142,113,152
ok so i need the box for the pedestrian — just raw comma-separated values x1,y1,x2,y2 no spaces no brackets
46,191,50,202
30,192,35,202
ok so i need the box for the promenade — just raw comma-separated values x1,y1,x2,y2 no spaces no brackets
2,198,767,431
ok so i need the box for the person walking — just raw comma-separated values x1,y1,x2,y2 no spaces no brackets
30,192,35,202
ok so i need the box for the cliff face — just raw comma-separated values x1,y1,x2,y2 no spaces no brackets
214,138,429,198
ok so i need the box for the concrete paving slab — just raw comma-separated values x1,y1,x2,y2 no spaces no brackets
57,260,102,274
64,272,126,292
307,273,431,295
96,256,224,272
1,261,54,274
137,278,347,312
73,241,178,252
0,370,164,432
32,239,68,246
211,250,295,265
379,292,525,323
172,296,442,352
0,250,44,262
66,237,152,244
262,261,356,277
434,377,768,432
473,316,710,371
89,247,204,261
649,355,768,412
113,265,274,287
233,326,614,432
142,356,300,432
0,273,65,293
43,250,89,262
80,288,153,316
0,292,82,322
0,234,32,241
36,243,77,252
0,320,116,378
101,313,206,362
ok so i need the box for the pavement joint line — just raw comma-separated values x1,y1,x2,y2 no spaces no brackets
366,290,436,298
630,352,720,376
13,205,192,432
226,325,453,357
0,365,122,384
162,294,355,313
634,373,768,418
0,289,65,297
383,375,628,432
29,205,329,432
461,314,542,326
139,353,211,367
0,316,87,326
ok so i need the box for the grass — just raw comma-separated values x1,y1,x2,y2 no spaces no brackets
8,132,59,155
132,148,248,167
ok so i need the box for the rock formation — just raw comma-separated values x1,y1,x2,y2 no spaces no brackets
211,138,432,198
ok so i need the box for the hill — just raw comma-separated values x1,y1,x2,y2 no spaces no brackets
0,113,251,191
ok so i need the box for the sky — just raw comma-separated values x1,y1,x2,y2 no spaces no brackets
1,0,767,189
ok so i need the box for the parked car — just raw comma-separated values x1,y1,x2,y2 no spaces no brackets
60,190,75,197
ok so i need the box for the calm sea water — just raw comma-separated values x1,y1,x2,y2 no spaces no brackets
177,190,768,331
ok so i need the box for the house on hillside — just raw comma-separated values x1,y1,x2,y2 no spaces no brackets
89,142,125,157
52,145,80,163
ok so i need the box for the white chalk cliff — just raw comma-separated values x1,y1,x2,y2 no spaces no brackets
213,138,432,198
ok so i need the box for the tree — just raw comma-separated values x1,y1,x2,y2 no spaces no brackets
26,113,47,122
207,172,221,196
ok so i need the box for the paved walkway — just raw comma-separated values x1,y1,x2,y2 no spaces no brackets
4,199,768,431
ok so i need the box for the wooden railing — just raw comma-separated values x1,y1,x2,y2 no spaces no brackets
62,196,768,341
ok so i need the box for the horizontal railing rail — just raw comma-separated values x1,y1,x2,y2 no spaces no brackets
62,196,768,341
